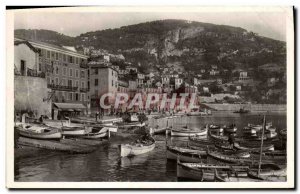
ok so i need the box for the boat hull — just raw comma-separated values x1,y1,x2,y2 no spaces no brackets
119,143,155,157
166,147,205,162
177,163,204,181
83,130,109,139
19,129,62,140
171,129,207,137
62,127,86,136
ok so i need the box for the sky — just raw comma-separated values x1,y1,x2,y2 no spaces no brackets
13,9,287,41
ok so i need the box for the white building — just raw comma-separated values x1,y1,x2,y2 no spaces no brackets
14,40,39,76
175,77,183,89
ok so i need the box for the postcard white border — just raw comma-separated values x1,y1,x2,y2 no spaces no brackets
6,6,295,189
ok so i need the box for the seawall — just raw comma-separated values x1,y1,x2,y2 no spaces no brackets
14,76,52,117
202,103,286,112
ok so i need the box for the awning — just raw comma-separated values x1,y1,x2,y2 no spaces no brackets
53,103,86,111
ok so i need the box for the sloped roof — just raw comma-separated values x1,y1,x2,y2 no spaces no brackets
14,40,39,53
53,103,86,110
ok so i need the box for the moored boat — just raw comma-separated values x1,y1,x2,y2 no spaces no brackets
83,126,110,139
279,129,287,139
248,122,272,131
171,127,208,137
243,127,257,135
119,135,155,157
247,168,287,181
266,131,278,139
61,126,86,136
177,161,249,181
97,123,118,133
223,124,237,133
207,150,275,165
17,123,62,140
166,145,206,162
208,131,229,141
116,122,146,128
233,142,274,152
209,124,224,133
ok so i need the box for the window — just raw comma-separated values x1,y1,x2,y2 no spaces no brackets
75,57,79,64
55,77,59,85
95,79,98,86
20,60,26,76
95,69,98,75
68,80,72,87
63,67,67,76
75,80,79,87
81,81,85,88
112,80,114,87
95,90,98,96
81,70,85,78
75,93,79,101
69,56,73,63
69,93,72,101
59,53,62,61
75,69,79,78
55,66,59,75
62,79,66,86
47,51,50,59
112,70,113,76
55,52,59,60
81,93,85,101
63,54,66,62
51,51,55,59
39,63,41,71
69,68,73,77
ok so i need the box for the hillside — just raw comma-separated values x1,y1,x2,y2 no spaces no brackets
15,20,286,75
15,29,75,46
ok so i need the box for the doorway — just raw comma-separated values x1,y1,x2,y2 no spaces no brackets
20,60,26,76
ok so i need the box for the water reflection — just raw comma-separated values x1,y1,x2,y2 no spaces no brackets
15,112,286,182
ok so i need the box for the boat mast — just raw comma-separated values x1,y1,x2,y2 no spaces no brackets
258,115,266,176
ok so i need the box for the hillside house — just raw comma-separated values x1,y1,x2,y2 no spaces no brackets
209,69,220,76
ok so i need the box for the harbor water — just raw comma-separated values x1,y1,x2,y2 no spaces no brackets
15,112,286,182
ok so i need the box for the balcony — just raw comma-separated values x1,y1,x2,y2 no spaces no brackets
80,87,89,93
47,84,78,91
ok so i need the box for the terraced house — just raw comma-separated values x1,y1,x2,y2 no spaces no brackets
15,38,89,115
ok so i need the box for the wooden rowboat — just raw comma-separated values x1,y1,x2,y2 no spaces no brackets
177,161,249,181
279,129,287,140
207,150,276,165
83,126,110,139
171,127,207,137
247,168,287,181
119,136,155,157
208,131,229,141
17,123,62,140
94,123,118,133
166,145,206,162
233,142,274,152
209,124,224,133
116,122,146,128
248,122,272,131
223,125,237,133
61,126,86,136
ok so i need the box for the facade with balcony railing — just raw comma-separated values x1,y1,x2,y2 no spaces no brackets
15,38,90,105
